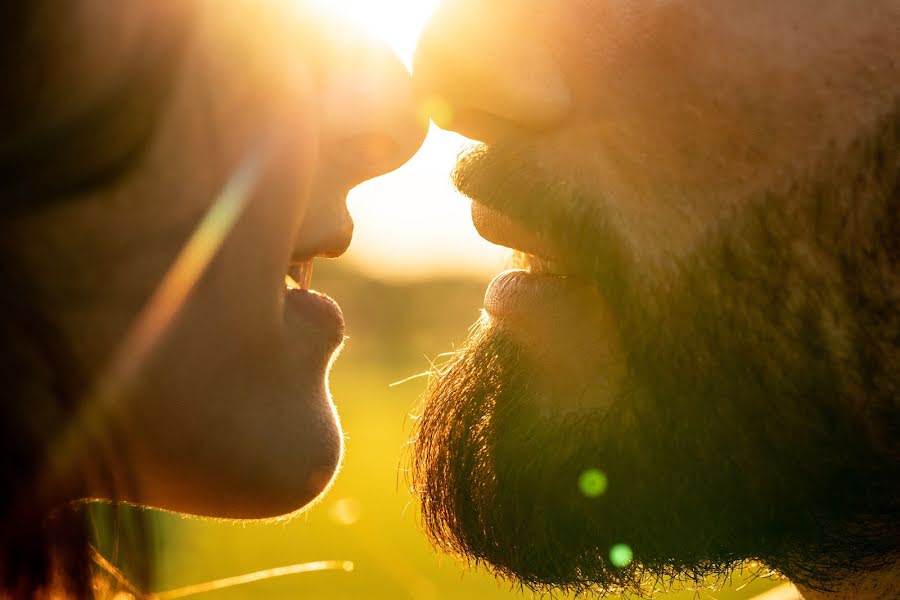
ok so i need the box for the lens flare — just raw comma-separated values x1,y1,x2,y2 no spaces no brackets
578,468,609,498
419,94,454,129
45,144,266,499
329,497,363,526
609,544,634,569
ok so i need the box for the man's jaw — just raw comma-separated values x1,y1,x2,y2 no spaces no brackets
410,303,893,599
409,325,636,594
414,118,900,594
409,322,754,598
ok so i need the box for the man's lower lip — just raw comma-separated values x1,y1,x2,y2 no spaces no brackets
284,288,345,350
483,269,625,404
484,269,586,322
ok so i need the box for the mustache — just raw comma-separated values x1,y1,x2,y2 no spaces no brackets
452,143,631,295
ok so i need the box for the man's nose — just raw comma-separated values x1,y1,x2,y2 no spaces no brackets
413,0,571,141
319,35,428,184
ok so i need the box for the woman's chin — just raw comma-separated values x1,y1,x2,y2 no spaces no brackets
209,440,344,520
212,417,345,520
132,423,343,519
116,374,345,519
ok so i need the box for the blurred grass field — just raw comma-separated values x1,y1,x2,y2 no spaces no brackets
146,261,783,600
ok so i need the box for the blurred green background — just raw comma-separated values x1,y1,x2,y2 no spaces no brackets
144,262,782,600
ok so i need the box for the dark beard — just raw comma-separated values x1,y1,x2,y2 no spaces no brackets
409,104,900,596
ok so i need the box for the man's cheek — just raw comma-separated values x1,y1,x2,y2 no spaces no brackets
554,1,750,167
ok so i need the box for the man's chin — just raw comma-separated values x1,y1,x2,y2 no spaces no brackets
409,324,683,595
410,319,896,596
483,269,627,416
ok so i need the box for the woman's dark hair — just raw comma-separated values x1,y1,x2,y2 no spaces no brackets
0,249,100,598
0,3,191,597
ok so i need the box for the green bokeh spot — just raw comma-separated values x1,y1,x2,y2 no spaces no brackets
609,543,633,568
578,469,608,498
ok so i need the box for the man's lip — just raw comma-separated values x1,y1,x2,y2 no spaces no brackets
472,201,561,264
485,269,580,323
483,269,625,408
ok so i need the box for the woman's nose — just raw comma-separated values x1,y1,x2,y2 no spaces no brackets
319,34,428,184
293,27,427,260
412,0,571,141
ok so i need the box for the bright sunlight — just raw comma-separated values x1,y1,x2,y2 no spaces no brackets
304,0,509,281
151,7,787,600
307,0,439,68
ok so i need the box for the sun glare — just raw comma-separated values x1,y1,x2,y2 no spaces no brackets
299,0,509,280
305,0,441,66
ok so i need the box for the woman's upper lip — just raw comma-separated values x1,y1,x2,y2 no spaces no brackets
291,200,354,261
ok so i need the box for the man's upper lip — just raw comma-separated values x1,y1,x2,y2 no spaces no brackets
472,201,563,266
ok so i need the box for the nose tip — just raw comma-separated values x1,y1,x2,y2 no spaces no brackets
320,38,428,183
300,30,426,260
413,0,571,141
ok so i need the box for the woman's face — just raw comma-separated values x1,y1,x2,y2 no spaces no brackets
13,0,426,518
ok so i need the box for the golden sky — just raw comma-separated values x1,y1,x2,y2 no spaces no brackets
309,0,510,280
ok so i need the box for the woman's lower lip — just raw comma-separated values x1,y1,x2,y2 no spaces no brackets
283,288,345,351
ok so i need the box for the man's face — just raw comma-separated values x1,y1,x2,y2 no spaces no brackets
411,0,899,594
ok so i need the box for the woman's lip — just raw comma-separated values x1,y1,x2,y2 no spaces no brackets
283,288,345,352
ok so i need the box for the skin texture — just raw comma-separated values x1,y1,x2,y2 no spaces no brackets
411,0,899,597
7,0,426,519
